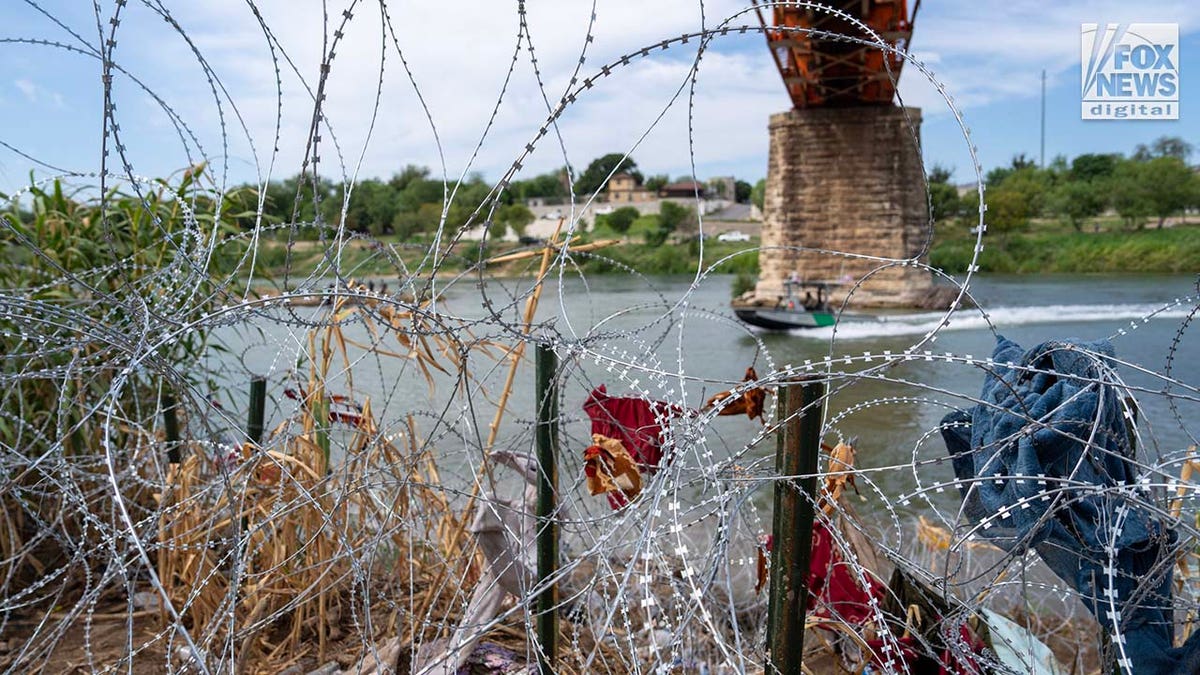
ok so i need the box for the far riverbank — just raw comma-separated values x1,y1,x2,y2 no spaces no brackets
243,222,1199,284
930,223,1200,275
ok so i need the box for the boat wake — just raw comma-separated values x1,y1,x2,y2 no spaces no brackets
791,303,1193,340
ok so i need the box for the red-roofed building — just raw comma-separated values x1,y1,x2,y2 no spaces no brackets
658,181,707,198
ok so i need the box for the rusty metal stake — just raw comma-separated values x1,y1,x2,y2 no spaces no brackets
767,376,824,673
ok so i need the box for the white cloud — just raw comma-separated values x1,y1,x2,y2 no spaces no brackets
122,0,775,185
13,77,64,108
900,1,1200,112
2,1,1196,185
14,79,36,102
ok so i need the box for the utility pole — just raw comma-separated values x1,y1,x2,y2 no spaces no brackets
1040,69,1046,168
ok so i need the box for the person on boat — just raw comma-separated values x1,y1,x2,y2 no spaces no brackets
803,291,817,310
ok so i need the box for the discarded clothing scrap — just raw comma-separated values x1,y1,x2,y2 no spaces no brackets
703,366,767,423
758,521,983,673
583,385,682,471
757,521,883,624
583,386,685,509
584,433,642,509
940,336,1200,674
807,520,886,625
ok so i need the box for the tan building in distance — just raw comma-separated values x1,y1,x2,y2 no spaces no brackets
606,173,656,203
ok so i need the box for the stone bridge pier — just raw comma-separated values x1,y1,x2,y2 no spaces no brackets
754,106,940,308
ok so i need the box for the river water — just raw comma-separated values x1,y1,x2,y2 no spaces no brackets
210,273,1200,531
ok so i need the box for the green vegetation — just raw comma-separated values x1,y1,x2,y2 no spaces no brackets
648,201,695,246
735,179,753,204
242,151,757,246
594,206,639,234
244,232,759,280
732,271,757,297
643,174,669,193
573,239,759,276
494,203,535,238
931,224,1200,274
932,137,1199,234
0,169,244,581
750,178,766,210
574,153,641,195
929,136,1200,274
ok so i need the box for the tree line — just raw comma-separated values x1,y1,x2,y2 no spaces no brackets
929,136,1199,234
244,166,534,241
236,152,755,240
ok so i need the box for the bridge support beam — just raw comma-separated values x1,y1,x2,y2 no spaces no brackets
755,106,938,308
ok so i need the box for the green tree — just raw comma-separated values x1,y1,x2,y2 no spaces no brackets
658,200,693,233
1047,180,1105,232
926,165,960,222
389,164,431,191
1141,156,1195,228
496,203,535,236
1070,153,1121,182
928,164,953,184
1134,135,1193,162
643,215,670,246
510,169,568,201
750,178,766,211
575,153,641,195
985,186,1031,239
643,174,669,193
986,153,1037,187
999,167,1053,218
263,174,341,231
1108,159,1152,229
344,179,398,236
395,168,444,213
394,202,443,240
735,180,753,203
605,206,639,234
958,187,981,227
445,174,492,230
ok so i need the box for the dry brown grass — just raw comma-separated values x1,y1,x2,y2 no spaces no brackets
155,289,482,672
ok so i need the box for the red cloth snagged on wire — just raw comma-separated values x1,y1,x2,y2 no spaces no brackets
762,523,983,672
758,524,884,623
806,522,885,625
583,385,681,471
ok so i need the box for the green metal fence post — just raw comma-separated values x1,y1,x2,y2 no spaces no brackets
247,377,266,445
534,344,559,674
767,375,825,673
161,388,180,464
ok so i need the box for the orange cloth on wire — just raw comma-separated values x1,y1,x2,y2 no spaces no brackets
583,434,642,509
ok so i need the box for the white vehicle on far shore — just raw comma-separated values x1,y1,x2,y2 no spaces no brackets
717,230,751,242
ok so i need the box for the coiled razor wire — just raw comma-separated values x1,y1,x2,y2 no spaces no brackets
0,2,1197,674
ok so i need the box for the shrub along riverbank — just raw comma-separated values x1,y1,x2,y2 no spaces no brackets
246,235,760,280
929,224,1200,274
246,223,1197,282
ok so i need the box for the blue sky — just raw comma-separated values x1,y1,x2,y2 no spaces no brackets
0,1,1196,193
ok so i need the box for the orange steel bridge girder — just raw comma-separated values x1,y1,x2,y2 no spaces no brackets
752,1,919,109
